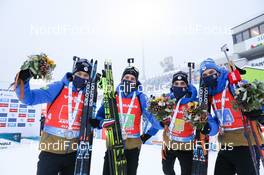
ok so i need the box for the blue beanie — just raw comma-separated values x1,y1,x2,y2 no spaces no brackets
199,58,220,75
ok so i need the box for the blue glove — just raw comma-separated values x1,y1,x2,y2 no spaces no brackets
207,114,219,136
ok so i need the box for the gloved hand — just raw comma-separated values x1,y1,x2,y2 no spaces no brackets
235,65,246,75
160,116,171,128
243,109,264,121
140,134,152,144
100,118,115,128
200,122,211,135
17,69,33,82
90,119,100,128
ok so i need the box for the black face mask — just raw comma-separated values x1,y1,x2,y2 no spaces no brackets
172,86,187,99
120,80,136,95
73,76,88,90
203,73,218,88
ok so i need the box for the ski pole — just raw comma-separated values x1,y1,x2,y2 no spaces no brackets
188,62,195,84
73,56,80,72
221,44,260,174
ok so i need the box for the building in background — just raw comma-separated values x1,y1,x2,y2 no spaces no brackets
232,13,264,68
216,13,264,69
213,13,264,81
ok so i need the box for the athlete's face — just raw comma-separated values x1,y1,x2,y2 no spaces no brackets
74,71,90,80
202,69,218,78
122,74,136,84
173,80,187,88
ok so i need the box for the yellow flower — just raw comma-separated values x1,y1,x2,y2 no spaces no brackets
47,58,55,65
187,102,198,108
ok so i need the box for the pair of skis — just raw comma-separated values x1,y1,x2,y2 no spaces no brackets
100,60,127,175
186,62,209,175
74,57,100,175
221,44,264,175
192,81,209,175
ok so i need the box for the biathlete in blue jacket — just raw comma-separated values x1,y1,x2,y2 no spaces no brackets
199,58,264,175
94,66,166,175
15,59,93,175
161,71,218,175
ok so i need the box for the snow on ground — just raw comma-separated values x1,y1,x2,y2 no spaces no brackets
0,139,263,175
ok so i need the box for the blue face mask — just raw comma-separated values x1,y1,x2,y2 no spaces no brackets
203,73,218,88
73,75,88,89
172,86,187,99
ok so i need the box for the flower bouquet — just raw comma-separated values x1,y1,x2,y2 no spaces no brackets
183,102,208,130
233,80,264,112
20,53,56,81
148,94,176,122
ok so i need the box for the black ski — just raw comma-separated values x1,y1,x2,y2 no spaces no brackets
192,80,209,175
74,58,99,175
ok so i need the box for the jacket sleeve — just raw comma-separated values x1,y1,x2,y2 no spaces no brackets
95,103,105,129
208,114,219,136
15,80,64,105
145,126,159,136
139,93,163,135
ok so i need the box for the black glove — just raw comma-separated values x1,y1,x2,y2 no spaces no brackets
235,65,246,75
243,109,263,121
90,119,100,128
201,122,211,135
18,69,32,82
160,117,171,128
258,117,264,125
140,134,152,144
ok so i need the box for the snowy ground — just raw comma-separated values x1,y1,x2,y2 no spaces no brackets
0,139,262,175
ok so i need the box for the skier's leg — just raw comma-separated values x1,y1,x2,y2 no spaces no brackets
162,148,177,175
231,146,259,175
37,151,62,175
125,147,141,175
177,151,193,175
103,150,111,175
60,151,77,175
214,150,235,175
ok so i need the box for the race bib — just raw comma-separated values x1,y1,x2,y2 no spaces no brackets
172,118,185,132
119,114,135,130
215,108,234,126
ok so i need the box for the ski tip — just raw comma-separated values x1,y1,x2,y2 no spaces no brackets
102,70,106,77
73,56,80,61
96,75,101,83
90,59,94,64
221,44,229,52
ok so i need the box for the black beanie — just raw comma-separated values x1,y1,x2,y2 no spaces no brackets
172,71,188,85
121,66,139,80
73,59,92,75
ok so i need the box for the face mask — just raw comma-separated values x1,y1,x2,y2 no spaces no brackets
172,86,187,99
120,80,136,95
203,73,218,88
73,75,88,90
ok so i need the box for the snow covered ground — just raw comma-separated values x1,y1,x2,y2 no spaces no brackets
0,139,262,175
